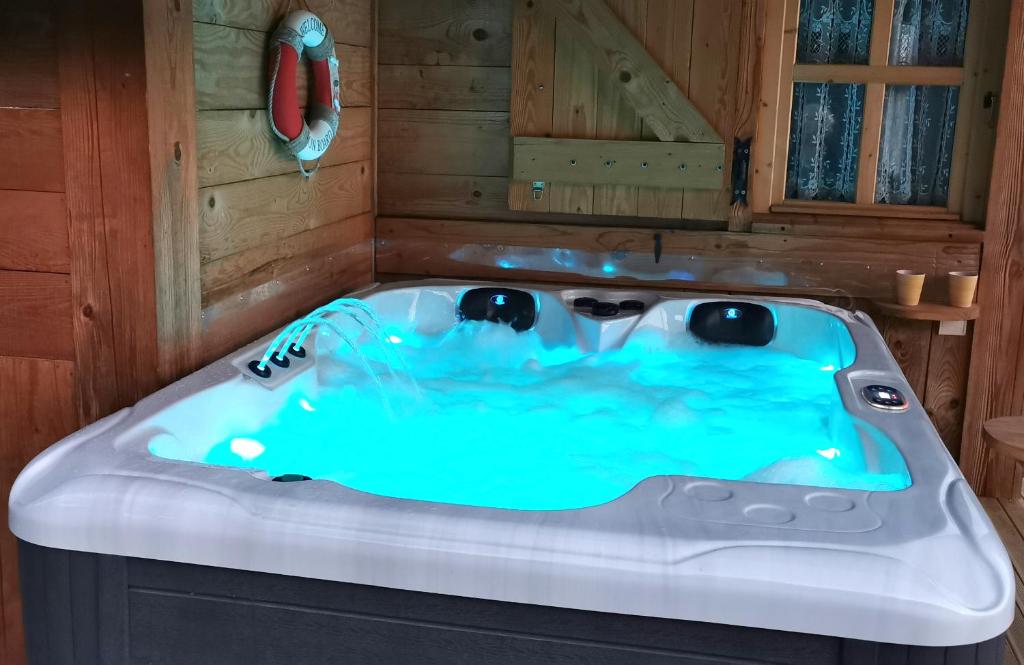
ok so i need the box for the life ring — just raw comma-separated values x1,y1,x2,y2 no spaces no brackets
268,10,341,176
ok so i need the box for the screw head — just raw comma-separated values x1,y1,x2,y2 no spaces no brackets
640,161,649,169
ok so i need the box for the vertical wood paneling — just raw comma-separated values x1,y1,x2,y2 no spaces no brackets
681,0,740,221
637,0,692,218
145,0,203,381
961,0,1024,496
592,0,645,217
508,0,555,212
57,0,121,422
93,0,160,403
548,24,597,214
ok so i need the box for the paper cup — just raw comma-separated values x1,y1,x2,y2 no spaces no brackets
948,271,979,308
896,270,926,307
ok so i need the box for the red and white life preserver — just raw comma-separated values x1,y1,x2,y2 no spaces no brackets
267,10,341,176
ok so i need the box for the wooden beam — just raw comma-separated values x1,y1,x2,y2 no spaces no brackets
792,64,965,86
58,0,121,421
541,0,721,143
961,0,1024,497
512,137,724,189
143,0,202,382
374,216,980,301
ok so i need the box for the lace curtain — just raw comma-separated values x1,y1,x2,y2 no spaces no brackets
786,0,874,202
876,0,969,205
786,0,970,206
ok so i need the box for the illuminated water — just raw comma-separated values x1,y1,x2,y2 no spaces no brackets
193,320,911,511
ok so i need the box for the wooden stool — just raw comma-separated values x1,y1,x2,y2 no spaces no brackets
983,417,1024,498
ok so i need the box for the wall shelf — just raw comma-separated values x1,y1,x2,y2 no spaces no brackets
870,300,980,322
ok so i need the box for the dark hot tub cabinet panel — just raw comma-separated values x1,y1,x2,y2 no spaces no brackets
18,541,1004,665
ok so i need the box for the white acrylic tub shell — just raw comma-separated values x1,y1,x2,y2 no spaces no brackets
8,281,1014,647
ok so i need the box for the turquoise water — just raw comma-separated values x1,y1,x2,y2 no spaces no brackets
190,320,911,511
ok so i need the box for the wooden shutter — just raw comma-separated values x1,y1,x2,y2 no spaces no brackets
508,0,746,221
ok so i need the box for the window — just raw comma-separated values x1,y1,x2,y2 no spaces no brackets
753,0,1003,221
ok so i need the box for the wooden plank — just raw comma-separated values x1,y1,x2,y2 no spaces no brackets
637,0,693,219
201,229,373,363
542,0,720,143
378,173,514,219
727,0,765,231
378,0,512,66
375,217,982,300
58,0,121,421
681,0,741,221
193,23,372,110
548,20,597,216
378,65,511,111
768,0,801,208
512,137,724,189
0,109,64,192
378,109,509,176
961,0,1024,496
199,160,372,263
0,7,59,109
197,106,372,187
0,357,76,665
93,0,161,404
144,0,203,383
751,214,986,243
771,200,960,220
202,212,373,303
0,270,73,361
961,0,1012,224
591,0,645,217
792,64,965,86
923,325,973,459
192,0,372,46
750,0,789,213
508,0,555,212
0,191,69,273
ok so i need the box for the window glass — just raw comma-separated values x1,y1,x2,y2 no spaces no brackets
875,85,960,205
889,0,970,66
786,83,866,203
798,0,875,64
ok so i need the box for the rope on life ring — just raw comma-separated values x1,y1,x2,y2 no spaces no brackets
267,10,342,178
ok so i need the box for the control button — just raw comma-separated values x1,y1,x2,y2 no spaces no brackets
805,492,856,513
683,482,733,502
743,504,796,525
862,385,910,412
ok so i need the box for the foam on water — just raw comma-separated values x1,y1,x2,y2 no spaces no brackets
197,320,912,511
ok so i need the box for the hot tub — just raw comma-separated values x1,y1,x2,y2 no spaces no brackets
10,281,1013,664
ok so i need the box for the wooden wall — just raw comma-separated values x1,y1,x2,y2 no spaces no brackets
961,0,1024,498
190,0,376,364
0,0,159,662
375,0,981,461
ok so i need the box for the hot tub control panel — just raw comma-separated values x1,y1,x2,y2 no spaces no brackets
861,385,910,412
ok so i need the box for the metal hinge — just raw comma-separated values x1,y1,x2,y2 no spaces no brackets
731,138,751,206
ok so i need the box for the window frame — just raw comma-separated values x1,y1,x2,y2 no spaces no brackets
752,0,991,222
